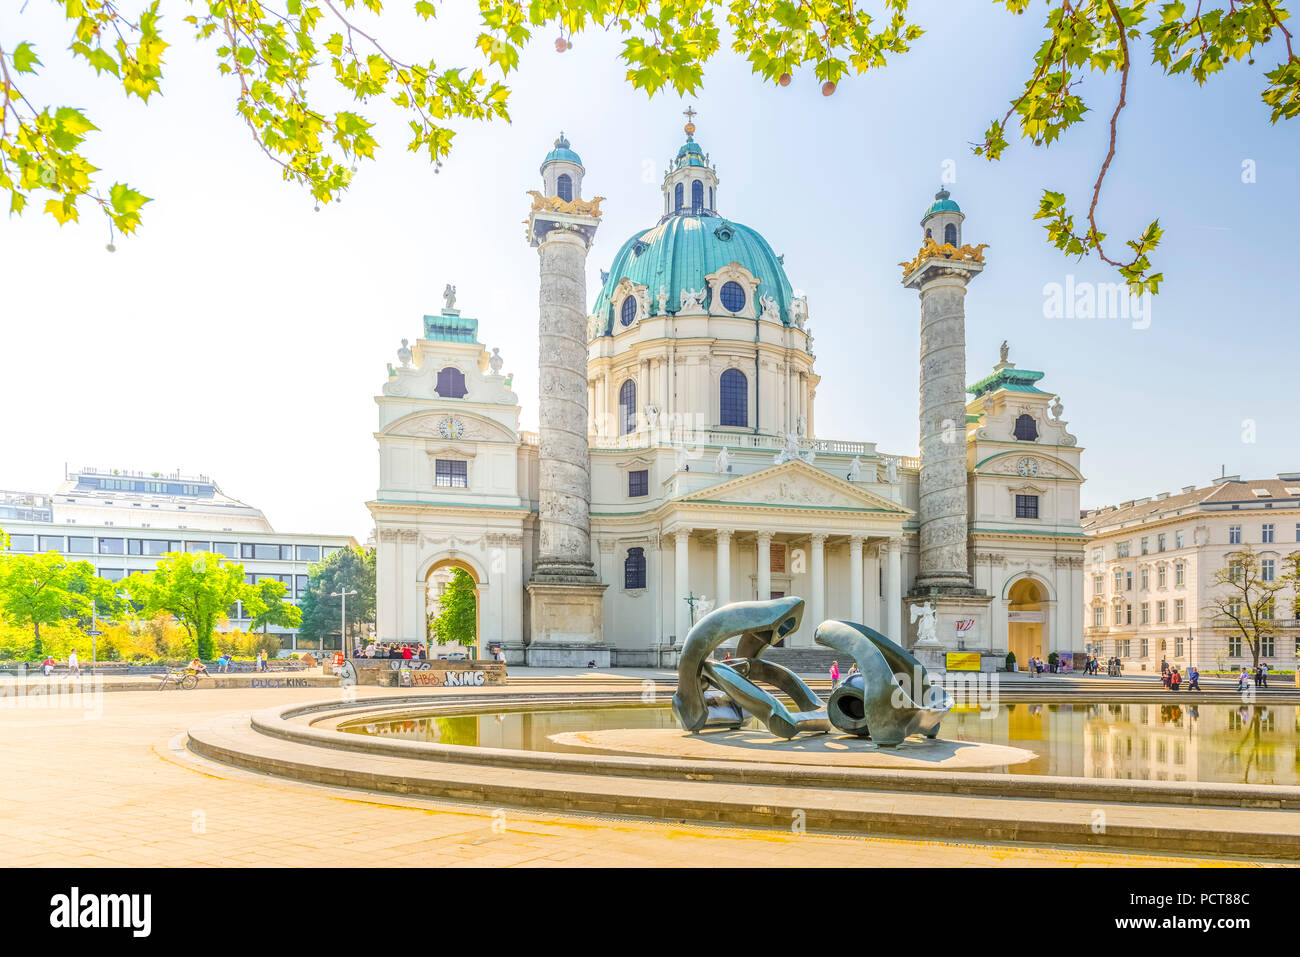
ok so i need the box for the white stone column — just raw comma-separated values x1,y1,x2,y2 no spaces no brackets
756,531,772,602
865,542,881,629
674,528,691,641
849,535,865,623
883,538,903,640
532,226,599,580
715,528,732,607
809,534,826,639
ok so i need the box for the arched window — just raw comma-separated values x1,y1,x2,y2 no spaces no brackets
435,366,467,399
618,379,637,435
944,223,957,245
624,547,646,590
720,369,748,427
1013,413,1039,441
691,179,704,211
924,227,932,239
556,173,573,202
620,295,637,327
709,186,714,209
674,182,684,210
719,280,746,313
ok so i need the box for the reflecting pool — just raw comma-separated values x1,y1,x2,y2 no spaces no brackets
340,702,1300,786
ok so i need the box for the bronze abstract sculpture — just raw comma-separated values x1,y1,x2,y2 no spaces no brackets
672,597,952,747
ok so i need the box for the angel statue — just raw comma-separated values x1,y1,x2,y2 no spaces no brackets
715,446,731,472
999,339,1009,364
910,601,939,645
884,456,899,484
774,432,800,465
759,294,781,322
680,287,705,312
656,284,669,315
847,456,862,482
443,283,457,312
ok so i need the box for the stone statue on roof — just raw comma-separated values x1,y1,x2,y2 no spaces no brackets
999,339,1009,364
443,283,457,312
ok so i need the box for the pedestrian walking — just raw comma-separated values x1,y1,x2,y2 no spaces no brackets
830,660,840,690
67,648,79,676
1188,666,1201,691
1261,663,1270,688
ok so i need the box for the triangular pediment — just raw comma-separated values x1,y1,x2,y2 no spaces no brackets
677,460,912,515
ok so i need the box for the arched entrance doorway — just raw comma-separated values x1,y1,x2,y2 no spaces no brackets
1006,578,1048,666
425,559,480,658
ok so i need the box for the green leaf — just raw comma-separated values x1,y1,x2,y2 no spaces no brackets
12,42,40,74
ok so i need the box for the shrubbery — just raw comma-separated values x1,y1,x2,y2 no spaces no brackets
0,612,284,662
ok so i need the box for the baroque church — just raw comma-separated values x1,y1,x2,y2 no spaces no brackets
369,117,1086,668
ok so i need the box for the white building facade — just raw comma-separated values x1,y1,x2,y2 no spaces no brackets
369,125,1086,667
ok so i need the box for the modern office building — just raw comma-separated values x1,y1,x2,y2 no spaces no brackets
0,467,358,650
1081,473,1300,672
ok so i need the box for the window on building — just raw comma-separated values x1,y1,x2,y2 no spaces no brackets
1013,414,1038,441
618,379,637,436
624,547,646,589
1141,537,1150,555
1117,541,1130,558
1126,571,1133,591
1157,533,1166,552
1093,606,1104,627
1229,525,1242,544
185,541,210,553
1228,634,1242,657
213,542,237,559
1113,604,1123,625
98,538,124,555
943,223,957,245
691,179,703,211
628,469,649,497
674,182,684,210
1158,565,1167,588
1175,599,1185,622
708,186,714,209
297,545,320,562
1261,633,1275,656
1126,603,1132,625
719,369,748,427
98,567,125,582
1262,523,1275,543
435,366,467,399
1141,603,1150,625
1157,601,1167,623
556,173,573,202
1114,570,1122,592
1175,562,1185,586
8,534,35,551
37,535,63,552
1093,574,1104,595
66,536,93,554
1118,638,1131,658
1229,560,1243,583
1139,638,1147,659
1262,559,1276,582
295,574,309,597
1015,494,1039,518
620,295,637,327
719,280,746,313
1140,567,1149,590
1175,530,1185,549
434,459,469,488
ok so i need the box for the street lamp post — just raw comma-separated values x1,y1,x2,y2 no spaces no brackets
331,588,357,658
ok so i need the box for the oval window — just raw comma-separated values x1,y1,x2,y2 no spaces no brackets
719,281,746,313
620,296,637,327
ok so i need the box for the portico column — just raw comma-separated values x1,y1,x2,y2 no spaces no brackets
756,531,772,602
715,528,732,607
849,535,865,623
865,543,881,629
809,533,826,638
884,538,903,640
674,528,691,641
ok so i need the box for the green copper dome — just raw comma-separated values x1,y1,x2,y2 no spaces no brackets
675,136,708,168
540,133,582,172
591,214,795,335
923,186,960,220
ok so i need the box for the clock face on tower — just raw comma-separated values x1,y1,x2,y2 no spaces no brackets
438,417,465,440
1017,457,1039,477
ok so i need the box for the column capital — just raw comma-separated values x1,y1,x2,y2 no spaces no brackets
809,532,828,547
714,528,734,542
849,534,866,548
755,530,774,544
671,526,692,543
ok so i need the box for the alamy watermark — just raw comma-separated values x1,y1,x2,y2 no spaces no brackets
1043,276,1152,330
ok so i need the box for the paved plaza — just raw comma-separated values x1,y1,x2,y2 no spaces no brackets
0,682,1284,868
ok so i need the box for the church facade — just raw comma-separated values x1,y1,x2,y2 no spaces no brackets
368,122,1086,668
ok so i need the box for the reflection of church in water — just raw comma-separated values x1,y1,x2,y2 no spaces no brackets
368,117,1086,666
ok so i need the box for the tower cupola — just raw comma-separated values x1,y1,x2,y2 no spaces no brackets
661,107,719,218
921,186,963,247
540,132,584,202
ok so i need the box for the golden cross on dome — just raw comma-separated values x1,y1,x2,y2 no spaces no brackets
683,106,697,135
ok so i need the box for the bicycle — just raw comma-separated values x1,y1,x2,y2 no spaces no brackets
154,668,209,691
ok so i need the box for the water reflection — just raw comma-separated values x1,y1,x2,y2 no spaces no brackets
341,703,1300,786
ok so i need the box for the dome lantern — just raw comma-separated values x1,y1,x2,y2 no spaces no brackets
540,132,585,202
921,185,964,246
661,106,719,217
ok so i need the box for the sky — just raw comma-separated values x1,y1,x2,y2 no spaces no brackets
2,2,1298,541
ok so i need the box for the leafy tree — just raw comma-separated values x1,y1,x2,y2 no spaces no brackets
1203,546,1284,670
119,551,247,659
0,551,116,657
4,1,1297,290
428,567,477,649
1280,551,1300,619
297,546,375,650
243,576,303,640
0,528,10,551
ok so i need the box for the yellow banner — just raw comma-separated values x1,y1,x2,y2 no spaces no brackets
945,652,981,672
